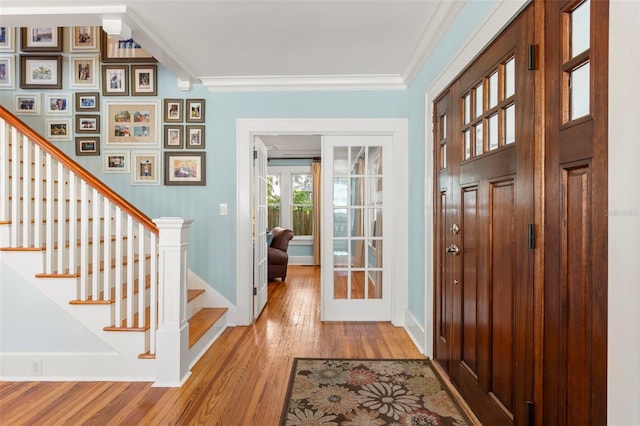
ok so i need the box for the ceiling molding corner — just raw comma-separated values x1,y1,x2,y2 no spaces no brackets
200,74,406,92
401,0,468,86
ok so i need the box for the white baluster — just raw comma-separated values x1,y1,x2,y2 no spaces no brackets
33,145,41,247
138,223,146,328
114,207,123,326
149,232,157,355
56,161,65,273
45,154,54,273
79,181,89,299
0,118,7,222
92,188,100,299
10,128,19,247
103,198,111,302
126,216,134,327
21,134,31,247
68,171,76,275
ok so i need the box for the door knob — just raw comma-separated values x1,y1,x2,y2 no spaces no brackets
446,244,460,255
449,223,460,234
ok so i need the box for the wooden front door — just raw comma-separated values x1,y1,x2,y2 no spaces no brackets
543,0,608,424
434,4,535,425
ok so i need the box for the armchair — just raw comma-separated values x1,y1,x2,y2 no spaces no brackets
268,227,294,281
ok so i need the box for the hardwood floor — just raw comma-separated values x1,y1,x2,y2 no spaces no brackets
0,266,465,425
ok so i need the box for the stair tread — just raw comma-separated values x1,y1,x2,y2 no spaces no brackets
189,307,227,348
187,288,205,302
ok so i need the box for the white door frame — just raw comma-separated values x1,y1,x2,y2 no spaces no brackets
236,118,408,326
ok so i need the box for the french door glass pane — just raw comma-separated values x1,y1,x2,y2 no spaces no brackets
464,130,471,160
464,94,471,124
332,142,384,301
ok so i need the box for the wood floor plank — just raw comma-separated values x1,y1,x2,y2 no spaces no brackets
0,265,446,425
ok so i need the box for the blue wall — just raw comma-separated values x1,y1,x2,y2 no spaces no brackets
0,1,496,317
405,1,498,324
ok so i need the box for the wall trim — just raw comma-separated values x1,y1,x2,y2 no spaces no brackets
404,309,426,355
202,74,405,92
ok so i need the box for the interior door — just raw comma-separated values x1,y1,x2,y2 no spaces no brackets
321,135,391,321
434,5,535,425
253,137,269,318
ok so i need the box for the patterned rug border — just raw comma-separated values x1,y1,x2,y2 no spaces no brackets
280,357,473,425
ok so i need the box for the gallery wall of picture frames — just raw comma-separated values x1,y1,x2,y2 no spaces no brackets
2,24,208,186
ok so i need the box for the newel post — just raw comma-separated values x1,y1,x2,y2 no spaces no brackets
152,217,193,387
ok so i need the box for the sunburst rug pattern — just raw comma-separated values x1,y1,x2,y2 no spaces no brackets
280,358,472,426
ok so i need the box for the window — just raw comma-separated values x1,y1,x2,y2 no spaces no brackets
267,166,313,239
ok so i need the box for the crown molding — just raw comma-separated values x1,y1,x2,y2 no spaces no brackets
200,74,406,92
401,0,467,86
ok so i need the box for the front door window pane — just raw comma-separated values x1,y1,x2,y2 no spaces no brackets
488,71,499,108
505,58,515,98
475,123,484,156
570,61,590,120
488,113,499,151
464,130,471,160
475,83,484,118
505,104,516,144
571,0,590,58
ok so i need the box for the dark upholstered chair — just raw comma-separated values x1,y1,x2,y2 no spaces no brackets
268,227,294,281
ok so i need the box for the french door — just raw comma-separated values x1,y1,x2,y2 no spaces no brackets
253,137,269,318
434,4,535,425
321,135,391,321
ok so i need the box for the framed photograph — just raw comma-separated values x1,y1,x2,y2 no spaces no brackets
70,26,99,52
186,125,205,149
164,151,206,186
164,125,183,148
45,119,72,141
75,92,100,112
101,31,156,63
0,56,15,89
103,151,130,173
163,98,183,123
44,93,72,115
131,151,160,185
0,27,15,52
186,99,205,123
75,136,100,156
70,55,99,89
76,114,100,133
131,64,157,96
20,27,63,52
20,55,62,89
104,100,159,147
102,64,128,96
13,93,40,115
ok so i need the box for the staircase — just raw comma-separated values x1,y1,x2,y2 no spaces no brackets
0,106,228,385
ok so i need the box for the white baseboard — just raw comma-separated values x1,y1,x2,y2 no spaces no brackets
0,352,156,382
289,255,313,265
404,309,427,356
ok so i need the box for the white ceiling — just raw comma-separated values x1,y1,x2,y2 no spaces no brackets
0,0,465,91
1,1,465,156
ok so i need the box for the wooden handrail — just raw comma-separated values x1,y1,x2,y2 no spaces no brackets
1,105,158,235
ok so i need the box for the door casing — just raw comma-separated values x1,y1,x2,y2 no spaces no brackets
236,118,408,326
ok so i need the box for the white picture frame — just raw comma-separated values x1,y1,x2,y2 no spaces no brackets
44,93,72,115
103,151,130,173
69,55,99,89
13,93,40,115
0,55,15,89
45,118,72,141
131,151,161,185
0,27,15,52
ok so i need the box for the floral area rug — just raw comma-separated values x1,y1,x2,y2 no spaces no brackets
280,358,472,426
